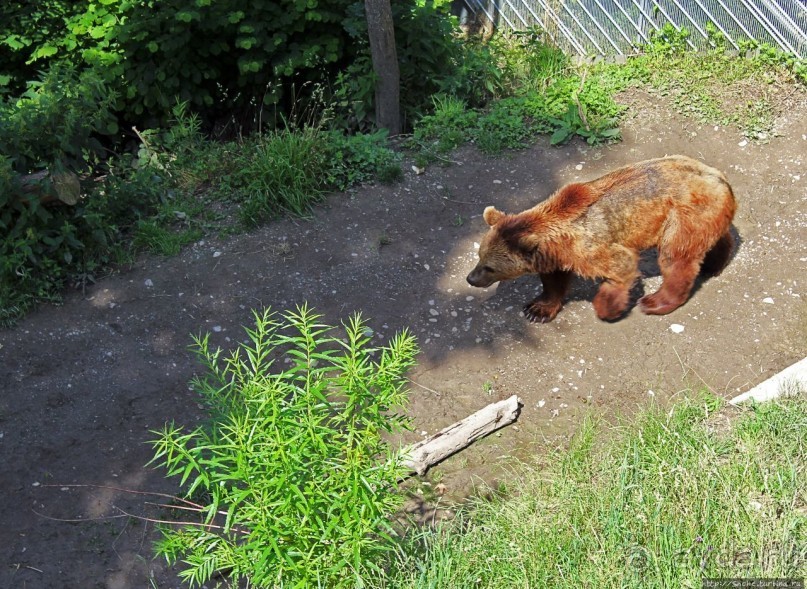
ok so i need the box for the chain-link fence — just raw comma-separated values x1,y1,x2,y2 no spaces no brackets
460,0,807,57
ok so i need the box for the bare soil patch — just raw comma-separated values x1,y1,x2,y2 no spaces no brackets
1,88,806,588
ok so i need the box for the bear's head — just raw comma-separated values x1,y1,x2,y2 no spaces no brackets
466,206,536,288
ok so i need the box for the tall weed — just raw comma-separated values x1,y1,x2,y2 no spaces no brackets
151,306,418,588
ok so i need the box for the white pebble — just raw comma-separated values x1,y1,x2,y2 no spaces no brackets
213,251,222,258
144,279,154,287
670,324,685,333
762,297,774,304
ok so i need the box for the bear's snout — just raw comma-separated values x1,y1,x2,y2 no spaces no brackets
467,268,494,288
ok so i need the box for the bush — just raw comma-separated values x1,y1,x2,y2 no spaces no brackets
150,306,418,588
0,65,125,323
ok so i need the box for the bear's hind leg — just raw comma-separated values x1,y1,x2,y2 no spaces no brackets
639,256,701,315
524,271,572,323
700,231,734,277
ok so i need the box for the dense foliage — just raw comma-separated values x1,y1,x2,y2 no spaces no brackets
0,0,462,130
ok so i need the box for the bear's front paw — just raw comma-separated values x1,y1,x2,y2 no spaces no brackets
638,293,680,315
523,298,563,323
593,283,630,321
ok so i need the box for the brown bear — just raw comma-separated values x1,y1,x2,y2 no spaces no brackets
466,155,737,322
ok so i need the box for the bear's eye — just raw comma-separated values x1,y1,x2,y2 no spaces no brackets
482,265,494,273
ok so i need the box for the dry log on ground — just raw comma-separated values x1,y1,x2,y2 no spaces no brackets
401,394,523,476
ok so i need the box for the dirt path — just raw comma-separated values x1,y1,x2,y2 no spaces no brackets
1,89,806,588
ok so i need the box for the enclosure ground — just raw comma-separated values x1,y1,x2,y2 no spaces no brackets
1,88,806,588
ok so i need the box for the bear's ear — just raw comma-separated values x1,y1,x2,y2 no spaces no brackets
483,206,505,226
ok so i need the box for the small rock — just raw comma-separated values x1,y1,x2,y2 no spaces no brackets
213,251,222,258
144,279,154,288
670,324,685,334
212,325,222,332
466,296,475,301
575,164,583,170
493,179,502,184
429,309,439,316
537,399,546,408
762,297,774,304
738,139,748,147
412,165,425,175
423,263,430,271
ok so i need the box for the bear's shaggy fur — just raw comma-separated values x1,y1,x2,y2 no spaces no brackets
466,155,737,322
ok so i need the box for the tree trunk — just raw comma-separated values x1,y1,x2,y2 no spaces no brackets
365,0,401,135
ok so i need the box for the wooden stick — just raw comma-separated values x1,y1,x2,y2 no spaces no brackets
402,394,523,476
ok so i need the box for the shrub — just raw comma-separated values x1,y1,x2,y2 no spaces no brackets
0,65,124,323
150,306,418,588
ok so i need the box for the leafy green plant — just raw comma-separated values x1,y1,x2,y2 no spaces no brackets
414,94,478,154
150,305,418,588
646,23,692,55
548,101,620,146
323,129,402,190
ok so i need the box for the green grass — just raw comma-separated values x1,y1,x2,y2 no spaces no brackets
595,44,805,139
379,392,806,588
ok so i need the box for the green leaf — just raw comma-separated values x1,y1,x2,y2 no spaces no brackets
550,127,573,145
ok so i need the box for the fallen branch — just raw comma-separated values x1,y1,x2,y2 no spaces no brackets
402,394,523,476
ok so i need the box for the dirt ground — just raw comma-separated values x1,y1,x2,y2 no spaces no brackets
1,87,806,589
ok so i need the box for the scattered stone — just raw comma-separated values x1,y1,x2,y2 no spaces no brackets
493,179,502,184
762,297,774,304
144,279,154,288
537,399,546,408
429,309,439,316
738,139,748,147
212,325,222,332
670,324,685,333
575,163,583,170
412,165,425,175
213,251,222,258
